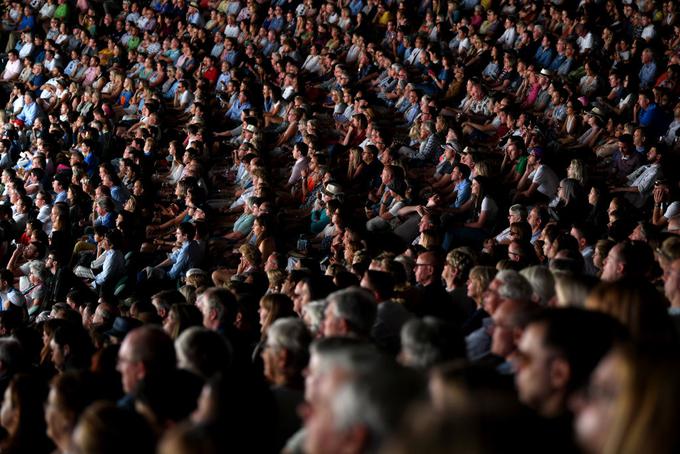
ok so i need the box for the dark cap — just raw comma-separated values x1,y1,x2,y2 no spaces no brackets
530,147,545,159
104,316,142,340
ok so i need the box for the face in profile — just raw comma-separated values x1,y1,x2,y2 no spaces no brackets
573,351,622,454
513,323,554,413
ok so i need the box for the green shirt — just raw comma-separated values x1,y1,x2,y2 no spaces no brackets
515,155,528,175
53,4,69,20
127,36,140,51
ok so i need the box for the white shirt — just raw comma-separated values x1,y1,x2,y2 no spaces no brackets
39,2,56,18
288,156,309,186
302,54,322,74
44,56,60,72
625,163,661,208
529,164,559,199
178,89,194,110
577,32,593,53
0,287,26,309
224,24,239,38
406,47,423,66
18,42,35,59
480,196,499,229
345,45,361,64
664,201,680,220
37,204,52,231
497,27,517,49
641,24,656,41
495,226,512,244
11,95,24,115
1,59,21,81
664,119,680,146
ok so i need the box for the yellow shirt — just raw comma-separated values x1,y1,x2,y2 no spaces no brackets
377,11,393,27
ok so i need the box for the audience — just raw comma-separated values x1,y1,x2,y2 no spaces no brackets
0,0,679,452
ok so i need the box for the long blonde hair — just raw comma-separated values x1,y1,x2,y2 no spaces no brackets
585,280,675,347
567,159,587,185
602,347,680,454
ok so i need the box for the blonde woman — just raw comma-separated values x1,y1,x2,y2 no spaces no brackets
266,269,286,294
567,159,588,186
257,293,295,337
585,279,675,347
553,271,594,307
101,71,124,102
466,265,497,311
574,346,680,454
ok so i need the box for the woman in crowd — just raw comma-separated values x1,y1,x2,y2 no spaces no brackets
45,371,101,454
162,303,203,340
0,374,53,454
550,178,588,227
574,346,680,454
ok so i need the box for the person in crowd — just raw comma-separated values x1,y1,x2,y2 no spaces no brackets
514,308,626,422
0,1,677,453
116,325,176,409
0,373,54,454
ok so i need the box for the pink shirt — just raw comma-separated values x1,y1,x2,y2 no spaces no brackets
82,67,98,86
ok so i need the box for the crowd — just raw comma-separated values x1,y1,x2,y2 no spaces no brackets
0,0,678,451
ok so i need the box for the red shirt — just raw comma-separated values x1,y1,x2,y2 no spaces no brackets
202,66,218,84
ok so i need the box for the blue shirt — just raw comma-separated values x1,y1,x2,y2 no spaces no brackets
63,60,80,77
639,103,669,138
460,0,480,9
210,43,225,59
110,185,130,211
29,73,46,95
311,209,330,234
262,41,278,56
268,16,284,32
165,48,181,64
83,152,98,177
95,249,126,286
548,54,566,72
453,178,472,208
639,62,657,89
226,100,251,121
556,57,573,77
223,49,239,66
163,80,179,100
18,15,36,31
17,101,41,126
167,240,202,280
413,134,441,163
404,103,420,125
639,102,660,127
534,46,554,68
187,11,204,27
33,47,45,64
233,213,255,235
349,0,364,15
216,72,231,92
94,212,116,229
